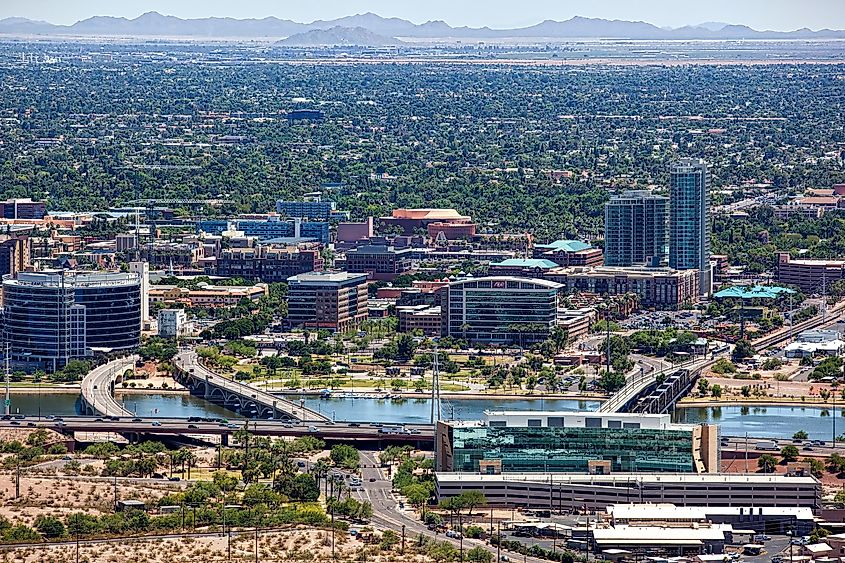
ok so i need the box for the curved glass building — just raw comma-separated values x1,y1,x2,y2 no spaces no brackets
2,271,141,371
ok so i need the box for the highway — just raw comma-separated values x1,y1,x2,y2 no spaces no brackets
0,416,434,444
79,355,138,417
173,350,329,422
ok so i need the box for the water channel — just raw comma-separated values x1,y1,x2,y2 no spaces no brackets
5,391,844,440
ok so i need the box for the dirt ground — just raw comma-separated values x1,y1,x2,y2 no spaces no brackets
0,527,395,563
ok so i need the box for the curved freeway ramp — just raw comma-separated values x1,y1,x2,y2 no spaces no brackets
80,356,138,417
173,350,329,422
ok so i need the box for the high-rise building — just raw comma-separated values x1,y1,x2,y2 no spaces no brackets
2,271,142,371
0,198,46,220
275,200,335,221
286,271,369,332
604,191,669,266
669,159,711,293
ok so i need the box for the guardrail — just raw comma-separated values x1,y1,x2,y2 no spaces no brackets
79,355,138,417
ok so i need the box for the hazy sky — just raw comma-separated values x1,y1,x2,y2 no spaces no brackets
3,0,844,30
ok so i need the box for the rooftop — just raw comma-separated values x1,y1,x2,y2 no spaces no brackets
491,258,560,269
434,472,818,485
287,271,368,284
713,285,796,299
535,239,593,253
390,208,469,220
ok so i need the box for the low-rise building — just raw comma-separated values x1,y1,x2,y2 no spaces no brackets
397,304,442,336
149,282,268,308
488,258,560,278
557,308,595,342
545,266,700,310
157,309,190,338
344,244,414,281
0,198,46,220
533,239,604,267
785,329,845,358
434,473,821,512
216,246,323,282
435,410,719,474
776,252,845,293
379,208,472,235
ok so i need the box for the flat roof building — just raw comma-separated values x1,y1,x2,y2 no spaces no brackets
2,271,142,371
441,277,562,345
434,472,821,512
533,239,604,268
545,266,699,310
287,271,368,333
777,252,845,294
344,244,414,281
435,411,719,475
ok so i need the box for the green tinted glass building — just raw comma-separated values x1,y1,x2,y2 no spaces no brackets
436,411,719,474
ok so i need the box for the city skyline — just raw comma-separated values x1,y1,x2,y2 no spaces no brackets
2,0,844,31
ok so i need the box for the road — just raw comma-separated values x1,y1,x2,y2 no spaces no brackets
0,415,433,444
355,451,553,563
79,356,138,417
174,350,329,422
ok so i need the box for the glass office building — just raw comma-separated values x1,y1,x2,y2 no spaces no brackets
2,271,142,371
442,277,562,345
436,411,718,475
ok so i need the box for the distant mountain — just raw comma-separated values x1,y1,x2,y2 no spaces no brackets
696,21,731,32
0,12,843,40
278,26,401,47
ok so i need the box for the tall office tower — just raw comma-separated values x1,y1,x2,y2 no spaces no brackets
604,190,669,267
669,158,712,294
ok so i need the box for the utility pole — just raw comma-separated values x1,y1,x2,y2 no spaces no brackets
4,343,10,416
496,521,501,563
401,524,406,554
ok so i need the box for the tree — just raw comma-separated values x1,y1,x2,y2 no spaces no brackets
710,384,722,398
34,515,66,539
758,454,777,473
212,471,240,493
803,457,825,477
793,430,809,441
697,378,709,396
781,445,800,463
457,491,487,515
467,547,493,563
330,444,360,470
732,340,755,361
403,483,431,512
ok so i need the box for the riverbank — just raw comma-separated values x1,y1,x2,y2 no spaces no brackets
678,398,844,409
8,386,189,396
278,389,607,402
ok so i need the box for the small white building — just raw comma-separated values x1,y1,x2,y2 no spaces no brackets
157,309,189,339
785,329,844,358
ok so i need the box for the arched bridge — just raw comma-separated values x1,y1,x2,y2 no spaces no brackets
80,356,138,417
172,350,329,422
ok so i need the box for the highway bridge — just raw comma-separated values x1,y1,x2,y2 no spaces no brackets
79,356,138,417
0,416,433,446
172,350,328,422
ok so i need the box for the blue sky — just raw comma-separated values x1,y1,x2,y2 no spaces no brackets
3,0,844,30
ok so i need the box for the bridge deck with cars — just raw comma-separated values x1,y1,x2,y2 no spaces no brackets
79,355,139,417
172,350,329,422
4,416,434,446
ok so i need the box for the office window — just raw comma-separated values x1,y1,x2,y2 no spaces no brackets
585,418,602,428
527,419,542,427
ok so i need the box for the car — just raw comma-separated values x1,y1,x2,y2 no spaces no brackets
95,418,104,422
26,422,35,427
62,456,73,461
227,424,239,429
168,477,181,482
368,477,376,482
187,424,198,429
308,426,318,433
132,418,143,422
151,421,162,427
349,423,361,427
803,445,814,451
13,415,25,420
1,415,11,420
10,421,19,425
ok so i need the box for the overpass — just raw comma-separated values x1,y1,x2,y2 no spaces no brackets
172,350,329,422
10,416,433,446
79,356,138,417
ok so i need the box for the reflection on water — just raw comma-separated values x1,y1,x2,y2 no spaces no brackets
673,405,843,440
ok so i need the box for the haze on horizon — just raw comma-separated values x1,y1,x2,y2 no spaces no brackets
2,0,844,31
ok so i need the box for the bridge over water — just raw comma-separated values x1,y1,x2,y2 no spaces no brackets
172,350,329,422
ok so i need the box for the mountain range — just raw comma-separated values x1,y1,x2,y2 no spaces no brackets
0,11,844,41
